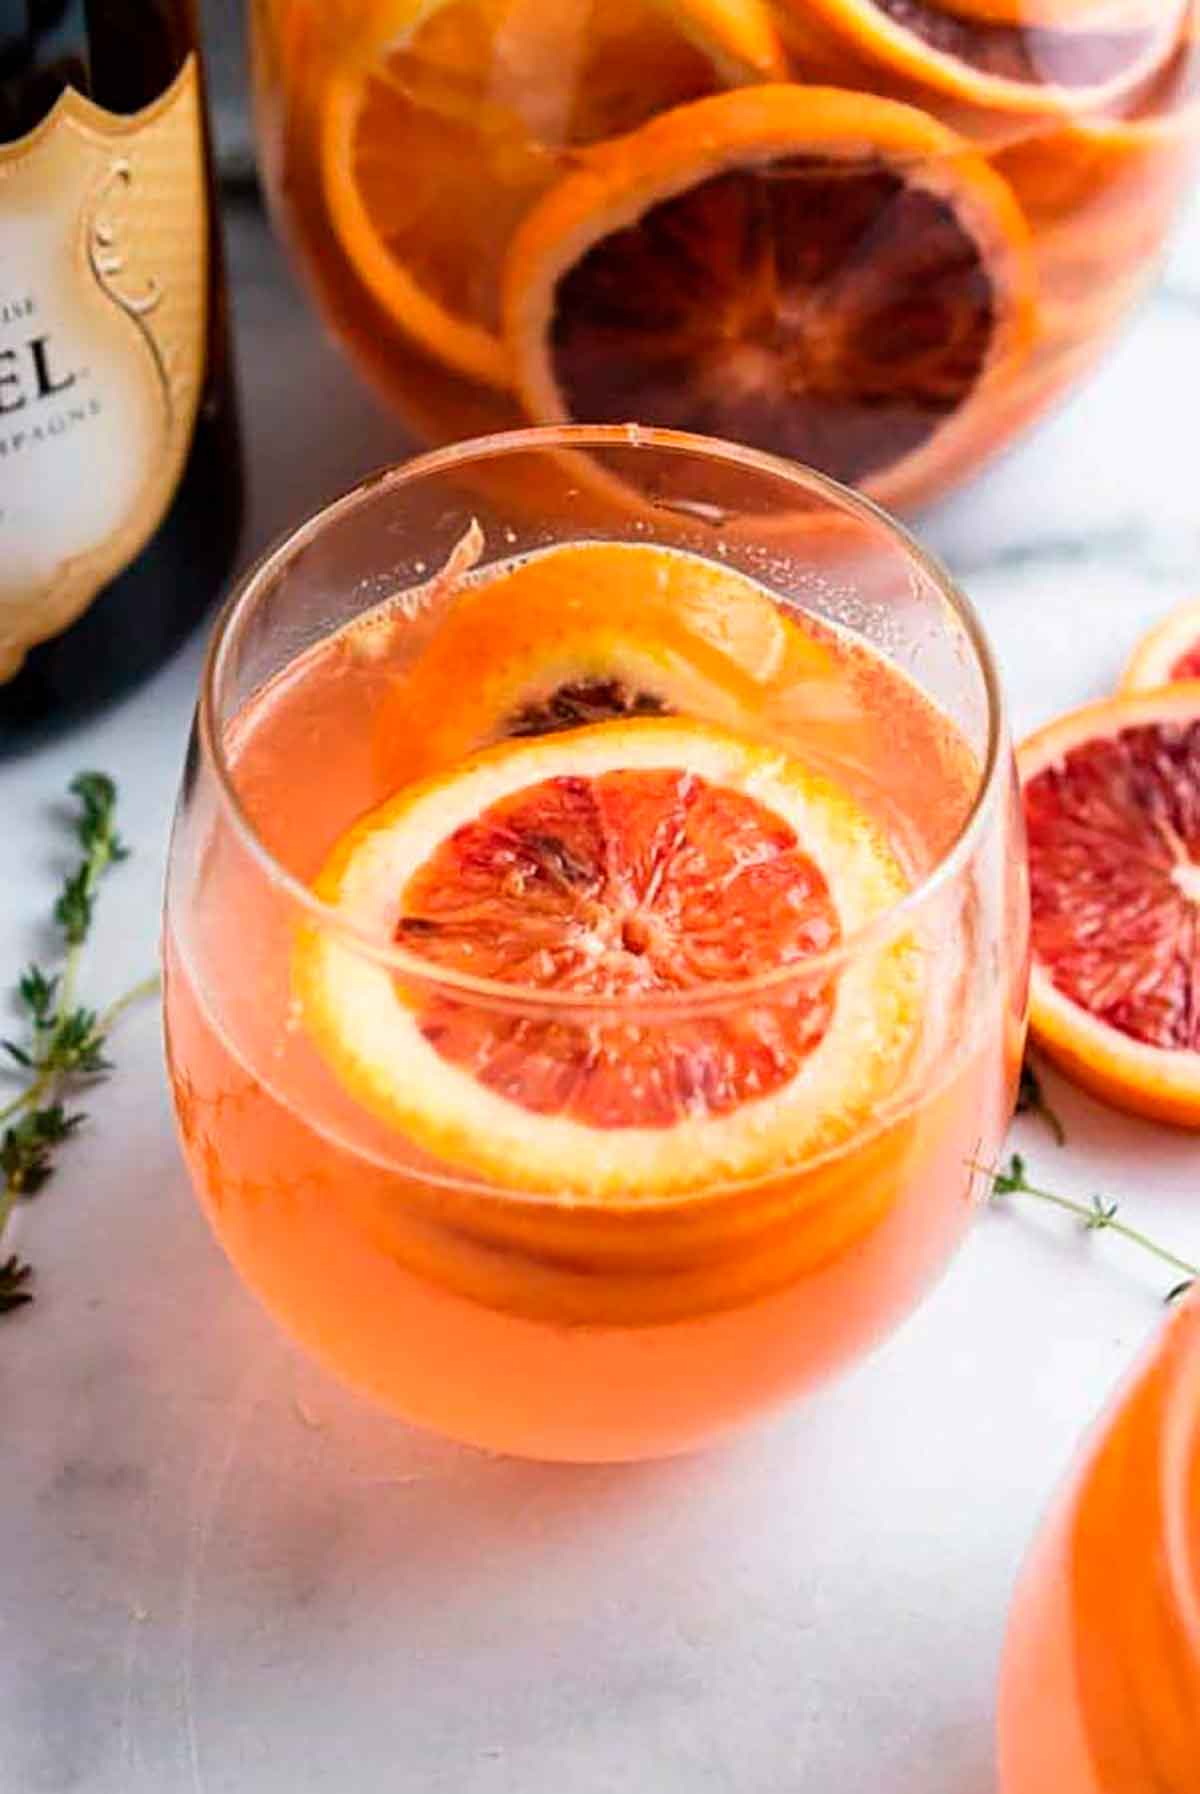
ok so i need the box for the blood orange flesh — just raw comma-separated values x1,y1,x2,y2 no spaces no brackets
396,765,840,1127
1024,715,1200,1051
505,86,1036,511
795,0,1181,110
1172,645,1200,681
296,715,917,1196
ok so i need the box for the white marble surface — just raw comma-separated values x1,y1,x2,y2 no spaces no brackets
3,192,1200,1794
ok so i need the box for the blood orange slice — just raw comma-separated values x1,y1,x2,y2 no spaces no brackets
1020,686,1200,1126
939,0,1162,22
318,0,785,387
994,17,1199,320
369,537,845,788
295,717,919,1196
1121,598,1200,694
502,85,1035,512
784,0,1185,115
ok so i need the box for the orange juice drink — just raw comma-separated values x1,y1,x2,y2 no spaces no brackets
163,427,1027,1459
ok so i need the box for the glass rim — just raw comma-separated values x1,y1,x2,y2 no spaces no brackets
1162,1295,1200,1659
198,423,1007,1016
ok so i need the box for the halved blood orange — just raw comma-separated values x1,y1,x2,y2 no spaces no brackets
318,0,785,387
502,85,1035,512
1020,685,1200,1126
295,716,919,1196
785,0,1185,115
369,537,847,788
1120,598,1200,693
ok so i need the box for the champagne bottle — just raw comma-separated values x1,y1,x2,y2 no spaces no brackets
0,0,243,750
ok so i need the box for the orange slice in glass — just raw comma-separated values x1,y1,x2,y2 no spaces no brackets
783,0,1185,114
503,85,1035,512
1121,598,1200,693
319,0,786,388
369,538,846,788
296,716,919,1196
1020,685,1200,1127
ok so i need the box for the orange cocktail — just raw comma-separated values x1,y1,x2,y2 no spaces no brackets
999,1296,1200,1792
163,427,1027,1460
251,0,1199,513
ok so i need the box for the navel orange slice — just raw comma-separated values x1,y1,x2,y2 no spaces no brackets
369,537,845,789
319,0,785,387
341,0,786,77
1121,599,1200,693
784,0,1185,115
1020,685,1200,1127
502,85,1035,512
652,0,788,81
296,716,919,1196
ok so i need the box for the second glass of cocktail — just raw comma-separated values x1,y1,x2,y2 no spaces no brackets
164,426,1027,1460
999,1294,1200,1792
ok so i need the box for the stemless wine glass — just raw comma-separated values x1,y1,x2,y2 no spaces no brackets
163,425,1028,1462
998,1295,1200,1791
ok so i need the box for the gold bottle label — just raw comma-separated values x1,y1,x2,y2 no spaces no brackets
0,54,208,682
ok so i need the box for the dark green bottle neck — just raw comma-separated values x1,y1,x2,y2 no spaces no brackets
0,0,197,137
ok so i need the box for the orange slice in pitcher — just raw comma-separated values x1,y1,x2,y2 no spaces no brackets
652,0,787,81
370,538,845,787
296,717,919,1196
938,0,1165,25
319,0,785,387
994,14,1199,316
783,0,1184,114
1121,598,1200,693
503,85,1035,512
1020,686,1200,1127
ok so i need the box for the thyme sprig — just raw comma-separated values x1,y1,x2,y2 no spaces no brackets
0,774,157,1317
982,1152,1197,1305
